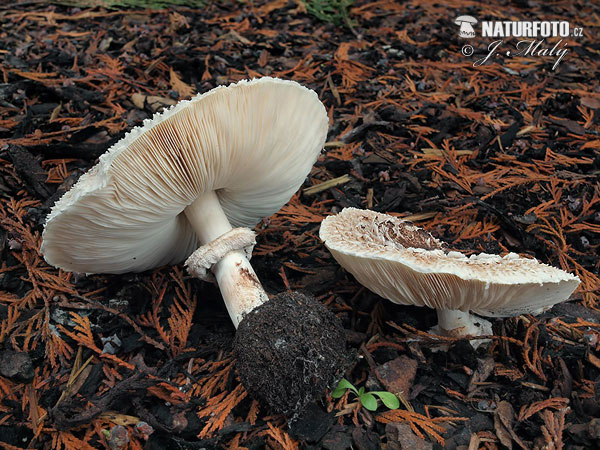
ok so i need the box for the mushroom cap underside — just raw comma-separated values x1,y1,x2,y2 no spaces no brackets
319,208,580,317
42,77,329,274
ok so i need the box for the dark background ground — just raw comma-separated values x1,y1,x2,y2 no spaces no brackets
0,0,599,449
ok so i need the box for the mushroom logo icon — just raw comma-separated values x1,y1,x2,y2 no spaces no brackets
455,15,477,38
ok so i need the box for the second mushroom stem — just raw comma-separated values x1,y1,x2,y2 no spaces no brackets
436,309,492,337
184,191,269,327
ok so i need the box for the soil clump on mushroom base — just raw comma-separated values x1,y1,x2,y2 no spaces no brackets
234,291,351,415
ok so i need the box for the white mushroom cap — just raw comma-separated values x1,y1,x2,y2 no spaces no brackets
319,208,580,317
455,15,477,25
42,78,328,273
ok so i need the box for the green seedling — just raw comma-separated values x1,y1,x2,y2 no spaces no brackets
331,378,400,412
303,0,355,28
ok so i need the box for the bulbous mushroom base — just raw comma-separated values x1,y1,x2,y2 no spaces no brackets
234,291,350,416
430,309,493,350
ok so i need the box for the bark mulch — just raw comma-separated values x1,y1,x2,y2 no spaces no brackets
0,0,599,449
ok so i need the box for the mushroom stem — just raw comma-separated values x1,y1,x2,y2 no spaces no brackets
435,309,493,339
184,191,269,327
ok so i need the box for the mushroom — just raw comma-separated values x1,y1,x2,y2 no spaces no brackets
41,77,349,414
319,208,580,346
455,15,477,38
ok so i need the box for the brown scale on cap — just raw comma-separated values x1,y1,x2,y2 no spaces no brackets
331,208,446,255
374,217,444,251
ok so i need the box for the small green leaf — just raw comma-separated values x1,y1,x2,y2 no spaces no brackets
372,392,400,410
332,378,357,398
331,386,346,398
358,386,365,395
359,392,378,411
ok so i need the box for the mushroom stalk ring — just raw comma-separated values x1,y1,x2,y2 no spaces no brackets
185,191,268,327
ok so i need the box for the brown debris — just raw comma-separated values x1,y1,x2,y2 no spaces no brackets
375,355,418,397
494,401,527,450
385,423,432,450
0,350,33,382
130,93,177,112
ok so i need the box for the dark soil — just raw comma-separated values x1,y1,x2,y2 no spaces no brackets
235,291,351,416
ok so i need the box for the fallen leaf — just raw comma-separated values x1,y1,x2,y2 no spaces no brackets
169,68,195,98
494,401,528,450
468,357,495,392
548,117,586,135
131,93,177,112
580,97,600,109
494,401,515,450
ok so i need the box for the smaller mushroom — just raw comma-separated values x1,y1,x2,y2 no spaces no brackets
455,15,477,38
319,208,580,346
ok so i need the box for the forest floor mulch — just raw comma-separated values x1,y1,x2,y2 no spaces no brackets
0,0,599,449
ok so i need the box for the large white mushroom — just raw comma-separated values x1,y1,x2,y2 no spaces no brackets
42,78,349,414
320,208,580,345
